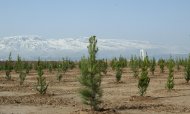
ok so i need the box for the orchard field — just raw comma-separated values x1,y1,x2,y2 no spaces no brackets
0,65,190,114
0,36,190,114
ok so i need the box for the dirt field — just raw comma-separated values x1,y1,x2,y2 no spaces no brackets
0,66,190,114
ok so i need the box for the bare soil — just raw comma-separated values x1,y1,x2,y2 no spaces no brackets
0,67,190,114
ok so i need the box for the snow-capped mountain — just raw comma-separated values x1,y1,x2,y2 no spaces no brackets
0,36,188,60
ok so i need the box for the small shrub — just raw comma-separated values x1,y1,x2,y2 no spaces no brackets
115,66,122,83
36,63,48,95
19,71,27,85
138,55,150,96
166,57,175,90
17,57,27,85
26,65,30,74
97,59,108,75
175,58,181,71
57,64,63,82
130,56,139,78
48,63,53,73
5,52,13,80
184,56,190,83
62,58,69,73
158,58,165,73
149,57,156,75
24,62,32,74
110,57,117,70
118,56,128,68
15,55,22,73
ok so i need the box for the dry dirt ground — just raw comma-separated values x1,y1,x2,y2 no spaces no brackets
0,66,190,114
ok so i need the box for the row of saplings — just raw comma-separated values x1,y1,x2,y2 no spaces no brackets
2,52,107,95
78,36,190,111
2,53,75,94
2,36,190,112
111,55,190,89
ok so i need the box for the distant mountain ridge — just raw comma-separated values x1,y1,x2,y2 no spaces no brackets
0,36,188,60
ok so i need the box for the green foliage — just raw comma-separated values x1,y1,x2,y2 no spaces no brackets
97,59,108,75
68,60,75,70
130,56,139,78
175,58,181,71
14,55,22,73
36,60,48,95
166,57,175,90
25,62,32,74
19,71,27,85
149,57,156,75
158,58,165,73
118,56,128,68
34,58,43,71
110,57,117,70
62,58,69,73
184,56,190,83
110,56,127,71
48,63,53,73
110,56,126,82
138,55,150,96
16,56,27,85
56,64,63,82
79,36,102,111
115,65,122,82
5,52,13,80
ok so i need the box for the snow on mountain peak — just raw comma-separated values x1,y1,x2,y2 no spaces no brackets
0,36,186,60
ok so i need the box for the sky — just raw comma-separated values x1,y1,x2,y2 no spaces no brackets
0,0,190,46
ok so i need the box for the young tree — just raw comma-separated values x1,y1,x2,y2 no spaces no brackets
184,56,190,83
110,57,117,70
68,60,75,70
36,60,48,95
138,55,150,96
5,52,13,80
175,58,181,71
15,55,22,73
166,57,175,90
115,64,122,83
62,58,69,73
158,58,165,73
118,56,128,68
130,56,139,78
97,59,108,75
56,64,63,82
25,62,32,74
79,36,102,111
17,56,27,85
150,57,156,75
48,63,53,73
19,71,27,85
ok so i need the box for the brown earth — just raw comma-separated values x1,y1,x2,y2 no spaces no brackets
0,66,190,114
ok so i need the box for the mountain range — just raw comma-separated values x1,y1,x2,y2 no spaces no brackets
0,36,188,60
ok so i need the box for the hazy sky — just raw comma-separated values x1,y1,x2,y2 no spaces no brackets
0,0,190,46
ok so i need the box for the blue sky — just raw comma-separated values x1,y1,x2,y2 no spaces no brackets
0,0,190,46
